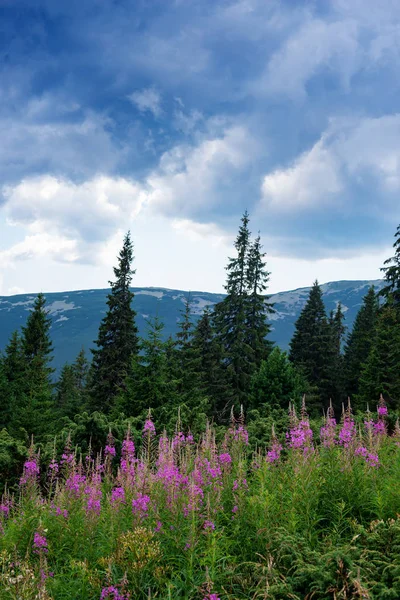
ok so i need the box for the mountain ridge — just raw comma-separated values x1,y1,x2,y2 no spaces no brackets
0,279,384,373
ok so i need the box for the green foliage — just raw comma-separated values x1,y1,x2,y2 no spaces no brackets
213,212,274,413
90,232,139,414
10,294,56,440
249,347,307,412
344,287,379,402
357,302,400,410
380,223,400,308
56,349,89,420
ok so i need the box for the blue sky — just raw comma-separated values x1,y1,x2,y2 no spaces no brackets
0,0,399,295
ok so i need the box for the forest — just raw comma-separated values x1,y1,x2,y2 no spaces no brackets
0,214,400,599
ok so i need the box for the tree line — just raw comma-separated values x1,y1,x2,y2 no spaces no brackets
0,216,399,445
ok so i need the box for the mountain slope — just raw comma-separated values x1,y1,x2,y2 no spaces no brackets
0,280,384,372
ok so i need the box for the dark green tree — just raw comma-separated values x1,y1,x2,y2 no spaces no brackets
357,301,400,410
192,308,229,419
289,280,331,413
245,234,274,366
90,232,139,413
0,331,25,429
343,287,379,401
15,293,55,438
118,316,174,418
380,223,400,308
324,303,346,409
213,211,254,410
249,347,308,413
56,349,89,420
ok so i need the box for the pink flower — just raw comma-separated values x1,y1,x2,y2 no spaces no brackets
218,453,232,464
111,487,125,505
132,493,151,517
33,532,48,554
143,419,156,435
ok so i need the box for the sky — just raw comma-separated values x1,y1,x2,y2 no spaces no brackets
0,0,399,296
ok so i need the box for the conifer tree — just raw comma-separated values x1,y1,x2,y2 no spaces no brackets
192,308,229,419
119,317,176,418
289,280,331,413
324,303,346,409
249,347,307,413
174,296,209,420
56,349,89,420
380,223,400,308
343,287,379,401
15,293,55,437
90,232,139,413
0,331,25,430
357,301,400,410
213,211,254,410
245,234,274,366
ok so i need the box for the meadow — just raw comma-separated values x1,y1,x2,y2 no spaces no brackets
1,399,400,600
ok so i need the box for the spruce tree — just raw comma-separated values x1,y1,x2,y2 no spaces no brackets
90,232,139,413
343,287,379,401
174,296,209,421
119,317,176,418
16,293,55,438
0,331,25,430
245,234,274,366
357,301,400,410
192,308,229,419
324,303,346,409
56,349,89,420
289,280,331,413
213,211,254,410
249,347,307,413
380,223,400,308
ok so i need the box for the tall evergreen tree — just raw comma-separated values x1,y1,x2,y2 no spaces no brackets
357,301,400,410
192,308,229,419
56,349,89,420
213,211,254,410
245,234,274,365
119,317,176,418
90,232,139,413
343,287,379,401
380,223,400,308
324,303,346,409
289,281,331,413
14,293,55,437
0,331,25,429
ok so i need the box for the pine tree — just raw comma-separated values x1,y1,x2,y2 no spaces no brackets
15,294,55,438
174,296,209,420
0,332,26,430
56,349,89,420
192,308,229,419
90,232,139,413
343,287,379,401
357,301,400,410
324,303,346,409
213,211,254,410
119,317,176,418
380,223,400,308
289,280,331,413
249,347,308,413
245,234,274,366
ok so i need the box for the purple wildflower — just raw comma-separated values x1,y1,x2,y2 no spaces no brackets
355,446,380,468
110,487,125,505
20,458,40,486
105,445,116,458
143,419,156,436
267,438,283,463
320,417,337,448
203,519,215,531
132,493,150,518
100,586,128,600
218,453,232,465
339,413,356,448
203,594,220,600
33,532,48,554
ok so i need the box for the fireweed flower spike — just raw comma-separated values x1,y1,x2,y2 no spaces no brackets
267,425,282,463
320,401,337,448
339,400,356,448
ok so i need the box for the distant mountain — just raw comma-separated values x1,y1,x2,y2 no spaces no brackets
0,280,384,373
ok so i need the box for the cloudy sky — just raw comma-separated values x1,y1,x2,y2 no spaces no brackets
0,0,399,295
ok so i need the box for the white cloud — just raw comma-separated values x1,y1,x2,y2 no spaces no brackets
2,175,146,264
261,138,342,211
128,87,163,118
260,114,400,214
146,125,256,214
171,218,232,246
